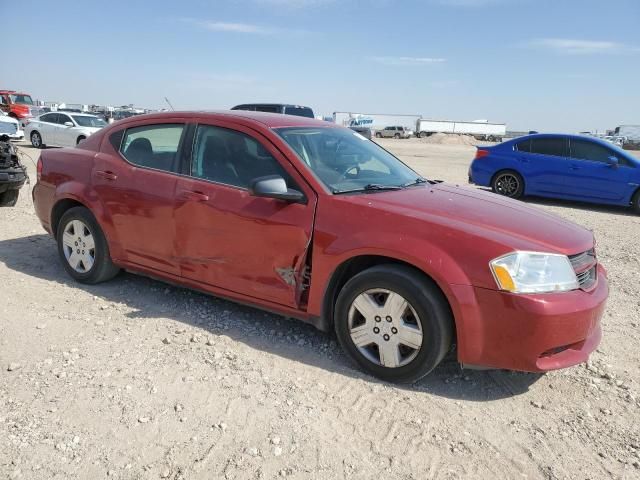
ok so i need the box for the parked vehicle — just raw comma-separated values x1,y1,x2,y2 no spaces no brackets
416,119,506,141
0,135,27,206
0,111,24,141
333,112,420,133
232,103,314,118
348,126,372,140
375,126,413,139
0,90,45,126
25,112,107,148
614,125,640,149
33,112,607,382
469,133,640,213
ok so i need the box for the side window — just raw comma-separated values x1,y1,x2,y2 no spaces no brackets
120,124,185,172
58,114,72,125
515,139,530,152
530,138,568,157
570,139,620,164
40,113,56,123
191,124,291,189
255,105,280,114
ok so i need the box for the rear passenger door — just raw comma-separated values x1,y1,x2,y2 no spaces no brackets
519,137,570,195
173,119,317,308
92,120,189,275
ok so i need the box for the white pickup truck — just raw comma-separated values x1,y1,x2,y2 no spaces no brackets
416,119,506,141
0,111,24,141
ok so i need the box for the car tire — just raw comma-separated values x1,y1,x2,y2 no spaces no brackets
57,207,120,284
632,189,640,214
375,132,382,138
30,131,44,149
491,170,524,199
76,136,86,145
419,132,429,138
0,190,19,207
394,133,401,139
334,264,453,383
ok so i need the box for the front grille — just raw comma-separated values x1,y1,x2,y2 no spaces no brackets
569,249,597,290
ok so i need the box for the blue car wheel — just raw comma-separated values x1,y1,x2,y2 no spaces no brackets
492,171,524,199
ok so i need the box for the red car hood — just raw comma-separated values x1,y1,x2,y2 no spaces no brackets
345,183,594,255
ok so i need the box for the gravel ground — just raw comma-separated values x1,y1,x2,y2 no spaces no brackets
1,139,639,480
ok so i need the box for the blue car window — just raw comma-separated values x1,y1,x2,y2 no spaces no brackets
530,138,568,157
571,139,630,166
515,139,531,152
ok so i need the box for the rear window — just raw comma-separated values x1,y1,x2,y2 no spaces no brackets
530,138,568,157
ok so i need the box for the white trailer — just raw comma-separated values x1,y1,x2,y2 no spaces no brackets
614,125,640,146
333,112,421,133
416,119,506,141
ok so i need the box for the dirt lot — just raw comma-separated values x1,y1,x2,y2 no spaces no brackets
1,139,639,480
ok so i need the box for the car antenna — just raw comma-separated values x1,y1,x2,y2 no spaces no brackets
164,97,175,111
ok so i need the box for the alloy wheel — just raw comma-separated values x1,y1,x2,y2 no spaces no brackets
348,288,424,368
62,220,96,273
495,173,520,197
31,132,41,148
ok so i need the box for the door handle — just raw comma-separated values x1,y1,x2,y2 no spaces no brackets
96,170,117,181
180,191,209,202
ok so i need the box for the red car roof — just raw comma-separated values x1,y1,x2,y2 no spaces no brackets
116,110,331,129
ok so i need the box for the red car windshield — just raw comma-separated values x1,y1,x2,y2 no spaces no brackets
9,94,34,105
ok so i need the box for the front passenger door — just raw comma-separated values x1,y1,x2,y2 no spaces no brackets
174,121,317,308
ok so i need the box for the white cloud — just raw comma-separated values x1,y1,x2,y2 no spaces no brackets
528,38,639,55
187,20,276,34
368,56,446,66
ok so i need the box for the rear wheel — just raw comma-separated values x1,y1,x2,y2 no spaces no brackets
419,132,430,138
375,132,382,138
394,133,400,139
335,265,453,383
57,207,120,284
0,190,19,207
491,170,524,199
30,131,43,148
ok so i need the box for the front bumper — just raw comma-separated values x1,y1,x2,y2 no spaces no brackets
450,264,608,372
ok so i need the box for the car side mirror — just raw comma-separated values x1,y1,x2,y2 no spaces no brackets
64,121,74,127
606,156,619,168
249,175,305,203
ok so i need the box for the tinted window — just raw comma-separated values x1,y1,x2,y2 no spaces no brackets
254,105,281,114
283,106,314,118
570,139,616,164
72,115,106,128
515,139,530,152
530,138,568,157
191,125,290,189
40,113,57,124
120,124,184,172
58,114,73,125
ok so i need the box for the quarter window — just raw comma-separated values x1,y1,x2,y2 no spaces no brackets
120,124,185,172
530,138,568,157
191,125,290,189
515,139,531,152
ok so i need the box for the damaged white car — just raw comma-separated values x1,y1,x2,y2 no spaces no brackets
0,111,24,141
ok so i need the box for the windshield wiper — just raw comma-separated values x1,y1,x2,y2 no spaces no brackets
333,183,404,195
402,177,429,187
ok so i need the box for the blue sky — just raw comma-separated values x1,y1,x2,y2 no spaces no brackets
8,0,639,132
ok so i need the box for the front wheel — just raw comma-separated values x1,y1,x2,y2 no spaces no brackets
0,190,19,207
632,190,640,214
57,207,120,284
375,132,382,138
394,133,400,139
335,265,453,383
30,131,44,148
76,135,86,145
491,170,524,199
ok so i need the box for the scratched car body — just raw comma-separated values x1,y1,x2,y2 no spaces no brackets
33,111,608,382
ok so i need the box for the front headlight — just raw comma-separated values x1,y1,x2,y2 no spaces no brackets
490,251,578,293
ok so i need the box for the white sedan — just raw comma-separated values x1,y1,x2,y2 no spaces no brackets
25,112,107,148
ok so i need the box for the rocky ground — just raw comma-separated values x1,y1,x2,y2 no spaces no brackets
1,139,639,479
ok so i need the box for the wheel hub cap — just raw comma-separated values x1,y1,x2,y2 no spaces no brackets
62,220,95,273
348,289,423,368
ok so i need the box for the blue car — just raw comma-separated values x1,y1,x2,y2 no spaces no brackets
469,134,640,213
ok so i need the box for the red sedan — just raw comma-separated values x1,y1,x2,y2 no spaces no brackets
33,111,607,382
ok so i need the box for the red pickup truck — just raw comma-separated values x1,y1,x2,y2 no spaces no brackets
0,90,44,126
